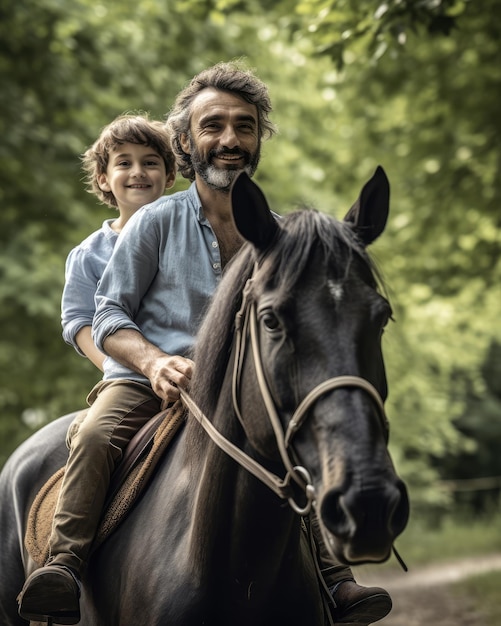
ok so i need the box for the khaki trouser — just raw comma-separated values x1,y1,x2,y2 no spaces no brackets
48,379,161,575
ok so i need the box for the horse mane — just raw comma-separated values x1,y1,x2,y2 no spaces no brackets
189,243,256,416
187,209,382,444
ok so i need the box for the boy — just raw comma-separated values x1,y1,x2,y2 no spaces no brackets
17,114,176,623
61,113,176,371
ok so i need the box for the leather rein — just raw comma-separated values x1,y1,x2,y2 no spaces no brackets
181,270,389,516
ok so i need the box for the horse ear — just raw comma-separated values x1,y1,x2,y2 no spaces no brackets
343,166,390,246
231,172,279,250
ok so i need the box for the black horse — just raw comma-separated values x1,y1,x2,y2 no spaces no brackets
0,167,409,625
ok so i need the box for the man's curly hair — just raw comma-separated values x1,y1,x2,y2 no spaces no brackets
166,61,277,181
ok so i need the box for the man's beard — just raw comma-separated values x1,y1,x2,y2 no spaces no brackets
190,143,261,193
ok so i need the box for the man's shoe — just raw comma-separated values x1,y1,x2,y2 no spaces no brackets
331,580,392,625
17,564,81,625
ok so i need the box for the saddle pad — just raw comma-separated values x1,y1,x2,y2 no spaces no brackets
25,402,186,567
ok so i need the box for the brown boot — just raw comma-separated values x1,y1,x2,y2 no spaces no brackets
331,580,392,625
17,563,81,625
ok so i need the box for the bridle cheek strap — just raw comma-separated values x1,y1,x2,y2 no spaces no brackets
246,301,388,463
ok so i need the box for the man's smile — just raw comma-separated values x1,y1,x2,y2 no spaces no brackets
213,150,247,167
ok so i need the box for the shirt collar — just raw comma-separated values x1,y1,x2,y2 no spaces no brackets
186,181,206,222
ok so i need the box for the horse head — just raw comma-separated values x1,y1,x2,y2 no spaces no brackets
230,167,409,566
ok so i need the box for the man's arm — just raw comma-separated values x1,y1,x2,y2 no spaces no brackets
103,329,193,407
93,206,164,371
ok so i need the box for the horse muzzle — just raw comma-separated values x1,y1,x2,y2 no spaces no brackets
318,478,410,565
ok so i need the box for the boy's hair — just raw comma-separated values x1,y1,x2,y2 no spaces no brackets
166,60,277,181
82,113,176,208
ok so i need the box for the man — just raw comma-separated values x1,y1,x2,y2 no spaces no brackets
18,61,391,625
96,60,392,625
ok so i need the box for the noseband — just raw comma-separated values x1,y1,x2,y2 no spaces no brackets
182,270,389,515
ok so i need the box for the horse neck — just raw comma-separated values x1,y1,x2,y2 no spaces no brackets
186,374,303,584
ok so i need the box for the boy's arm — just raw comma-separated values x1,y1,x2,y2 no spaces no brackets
62,246,101,359
75,326,105,372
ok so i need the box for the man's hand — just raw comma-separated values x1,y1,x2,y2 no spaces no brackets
146,354,194,408
102,329,194,408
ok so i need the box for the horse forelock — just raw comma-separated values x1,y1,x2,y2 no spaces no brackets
259,210,379,296
188,245,256,429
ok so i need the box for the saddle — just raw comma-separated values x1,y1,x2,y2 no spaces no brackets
25,401,186,567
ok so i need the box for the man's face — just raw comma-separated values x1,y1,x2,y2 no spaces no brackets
181,87,261,192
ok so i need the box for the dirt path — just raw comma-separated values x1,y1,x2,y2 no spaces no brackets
353,553,501,625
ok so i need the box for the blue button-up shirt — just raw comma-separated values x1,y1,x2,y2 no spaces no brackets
61,219,118,355
93,182,222,382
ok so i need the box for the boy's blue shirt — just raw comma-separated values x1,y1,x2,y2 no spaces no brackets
61,219,118,356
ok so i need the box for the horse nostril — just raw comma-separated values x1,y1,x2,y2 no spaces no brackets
320,489,352,539
390,480,410,537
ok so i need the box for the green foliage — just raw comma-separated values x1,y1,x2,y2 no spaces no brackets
1,0,500,526
200,0,469,68
290,0,467,67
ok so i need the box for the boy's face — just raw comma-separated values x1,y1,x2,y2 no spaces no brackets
98,142,175,214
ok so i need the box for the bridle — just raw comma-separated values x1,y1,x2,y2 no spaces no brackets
181,267,389,516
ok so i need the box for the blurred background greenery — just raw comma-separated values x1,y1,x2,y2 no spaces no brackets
1,0,500,544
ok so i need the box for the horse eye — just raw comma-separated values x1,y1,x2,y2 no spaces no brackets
261,311,281,333
380,310,393,335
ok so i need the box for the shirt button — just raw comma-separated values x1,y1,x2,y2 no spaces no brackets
212,241,218,248
213,262,221,270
